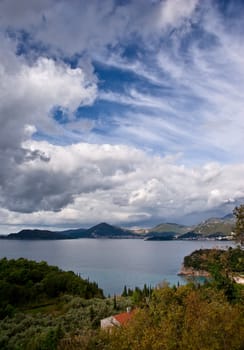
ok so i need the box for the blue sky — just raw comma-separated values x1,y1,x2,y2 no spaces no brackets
0,0,243,233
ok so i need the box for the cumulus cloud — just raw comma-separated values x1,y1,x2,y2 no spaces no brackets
0,34,96,145
0,33,97,213
0,141,243,232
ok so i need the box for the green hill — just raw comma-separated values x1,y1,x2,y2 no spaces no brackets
0,258,104,319
4,224,137,240
85,223,135,238
193,216,235,236
149,223,191,235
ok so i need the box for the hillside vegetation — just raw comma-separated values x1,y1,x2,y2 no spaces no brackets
193,217,234,236
0,258,103,320
96,283,244,350
0,258,132,350
148,223,190,234
0,247,243,350
183,246,244,274
63,247,244,350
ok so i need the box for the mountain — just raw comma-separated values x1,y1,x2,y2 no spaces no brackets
149,223,191,235
85,223,136,238
221,213,234,220
143,223,192,241
7,228,89,240
147,214,235,240
57,228,89,238
8,229,67,240
4,223,137,240
192,216,235,236
1,213,235,240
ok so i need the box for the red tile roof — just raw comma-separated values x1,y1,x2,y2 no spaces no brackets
113,310,135,325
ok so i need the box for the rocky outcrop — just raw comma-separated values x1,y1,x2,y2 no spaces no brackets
178,265,210,277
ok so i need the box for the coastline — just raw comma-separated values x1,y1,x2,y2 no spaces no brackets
178,265,210,277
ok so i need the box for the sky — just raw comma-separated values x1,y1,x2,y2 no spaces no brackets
0,0,244,234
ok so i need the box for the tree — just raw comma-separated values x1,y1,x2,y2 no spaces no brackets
113,294,117,310
233,204,244,245
122,285,128,297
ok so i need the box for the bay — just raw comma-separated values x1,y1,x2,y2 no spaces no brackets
0,239,233,295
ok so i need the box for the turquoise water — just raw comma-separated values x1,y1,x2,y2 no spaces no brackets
0,239,233,295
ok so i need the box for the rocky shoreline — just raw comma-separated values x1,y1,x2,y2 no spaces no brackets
178,265,210,277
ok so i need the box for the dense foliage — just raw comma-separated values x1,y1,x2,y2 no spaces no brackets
0,250,243,350
234,204,244,245
98,284,244,350
58,247,244,350
183,246,244,273
183,247,244,302
0,295,132,350
0,258,133,349
0,258,103,319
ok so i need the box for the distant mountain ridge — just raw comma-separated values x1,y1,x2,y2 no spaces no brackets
149,222,190,235
0,213,235,240
145,214,235,240
3,223,137,240
192,215,235,236
7,228,89,240
85,223,135,238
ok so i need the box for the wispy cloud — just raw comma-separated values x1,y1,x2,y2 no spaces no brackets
95,1,244,163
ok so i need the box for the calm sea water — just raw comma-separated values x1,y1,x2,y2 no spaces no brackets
0,239,233,295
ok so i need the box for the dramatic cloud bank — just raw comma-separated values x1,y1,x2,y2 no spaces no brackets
0,0,243,233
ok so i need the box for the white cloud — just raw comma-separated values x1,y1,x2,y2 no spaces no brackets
0,0,200,56
96,1,244,163
158,0,199,29
0,140,243,233
1,54,96,121
0,32,97,139
0,1,243,232
0,33,97,215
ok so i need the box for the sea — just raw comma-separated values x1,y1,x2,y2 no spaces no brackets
0,239,234,295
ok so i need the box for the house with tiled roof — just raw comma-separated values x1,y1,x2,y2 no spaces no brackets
101,307,135,329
